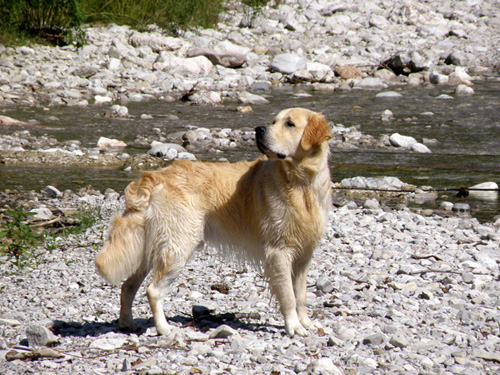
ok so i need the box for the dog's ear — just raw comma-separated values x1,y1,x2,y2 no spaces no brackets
301,113,332,151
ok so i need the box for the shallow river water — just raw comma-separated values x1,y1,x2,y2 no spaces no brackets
1,80,499,221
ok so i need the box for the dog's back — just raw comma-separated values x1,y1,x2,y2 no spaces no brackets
95,159,262,285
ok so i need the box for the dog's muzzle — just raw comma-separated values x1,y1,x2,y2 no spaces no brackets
255,126,286,159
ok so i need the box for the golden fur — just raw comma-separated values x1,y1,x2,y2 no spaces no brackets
95,108,332,337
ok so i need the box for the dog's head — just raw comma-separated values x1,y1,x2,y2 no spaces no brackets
256,108,331,161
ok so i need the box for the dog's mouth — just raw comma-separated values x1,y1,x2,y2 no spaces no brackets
256,137,286,159
255,126,287,160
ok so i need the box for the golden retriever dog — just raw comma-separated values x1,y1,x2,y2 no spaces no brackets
95,108,332,337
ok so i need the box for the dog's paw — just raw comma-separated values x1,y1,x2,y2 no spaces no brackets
285,319,308,338
300,317,323,332
155,322,173,336
118,319,140,332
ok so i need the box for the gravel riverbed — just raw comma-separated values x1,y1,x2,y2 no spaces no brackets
0,187,500,375
1,0,500,373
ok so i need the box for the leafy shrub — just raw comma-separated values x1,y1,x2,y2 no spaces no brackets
0,206,43,268
0,0,83,45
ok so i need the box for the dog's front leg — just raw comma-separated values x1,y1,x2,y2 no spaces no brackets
293,257,322,332
266,251,308,337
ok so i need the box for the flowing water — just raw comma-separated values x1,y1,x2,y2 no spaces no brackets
1,80,499,221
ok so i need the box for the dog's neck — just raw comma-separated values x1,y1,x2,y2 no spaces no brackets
278,143,331,198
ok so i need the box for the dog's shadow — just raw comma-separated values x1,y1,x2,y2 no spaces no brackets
53,309,280,339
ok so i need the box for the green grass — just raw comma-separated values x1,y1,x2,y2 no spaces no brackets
0,0,272,46
58,208,100,237
81,0,225,31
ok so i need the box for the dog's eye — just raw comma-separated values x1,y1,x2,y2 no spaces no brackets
285,121,295,128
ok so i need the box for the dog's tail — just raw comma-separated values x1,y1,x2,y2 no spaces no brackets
95,172,159,284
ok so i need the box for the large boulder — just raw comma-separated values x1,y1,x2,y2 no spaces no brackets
153,52,213,75
187,48,247,68
382,50,433,75
129,32,182,52
270,53,307,74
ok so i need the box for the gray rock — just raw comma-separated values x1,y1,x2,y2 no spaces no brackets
316,275,334,293
453,203,471,212
26,325,59,347
187,48,247,68
177,151,197,161
90,336,127,351
355,77,385,89
147,143,186,159
341,176,405,190
308,357,344,375
473,349,500,363
238,91,270,104
30,207,53,220
429,72,449,84
369,15,390,29
108,104,129,117
376,91,403,98
455,84,474,95
440,201,454,211
209,325,239,339
362,333,387,346
469,181,499,199
390,332,410,348
122,358,131,371
382,50,432,75
389,133,418,148
129,32,182,52
363,198,380,209
449,67,473,85
270,53,307,74
44,185,62,198
445,51,469,66
436,94,454,100
410,142,432,153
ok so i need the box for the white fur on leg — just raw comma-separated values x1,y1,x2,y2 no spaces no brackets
285,316,308,337
146,284,172,336
299,314,323,332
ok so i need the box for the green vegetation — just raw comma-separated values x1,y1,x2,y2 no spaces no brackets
0,0,83,45
58,208,99,237
0,0,272,46
81,0,225,31
242,0,272,8
1,205,100,270
0,206,43,269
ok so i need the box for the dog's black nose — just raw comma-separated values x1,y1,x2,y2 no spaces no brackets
255,126,266,136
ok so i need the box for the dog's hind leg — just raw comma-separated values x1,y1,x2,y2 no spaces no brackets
118,263,149,332
146,253,192,336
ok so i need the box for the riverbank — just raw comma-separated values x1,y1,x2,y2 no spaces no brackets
1,187,500,374
1,0,499,108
